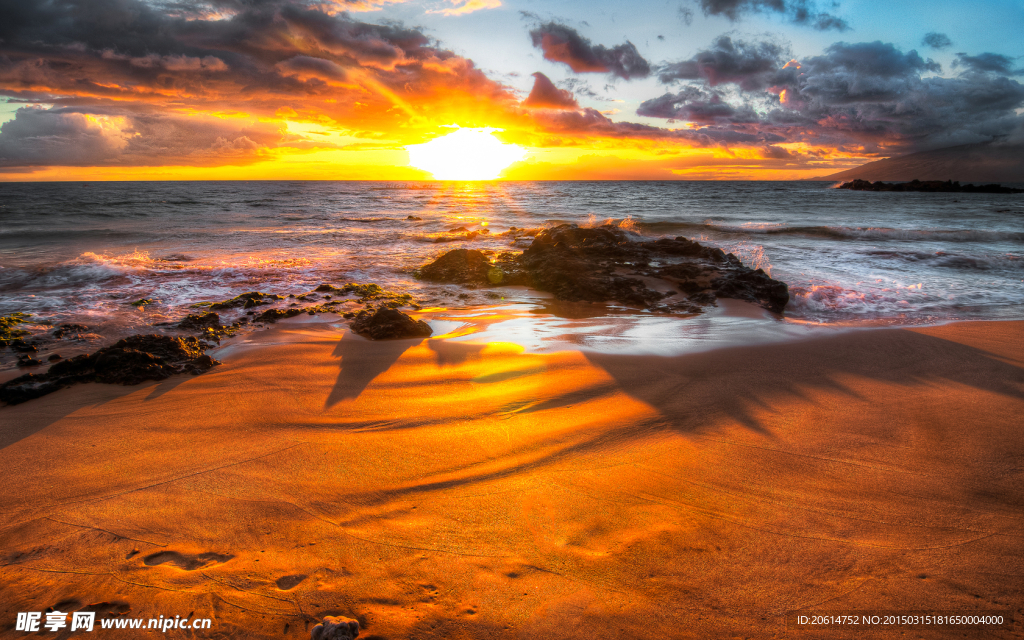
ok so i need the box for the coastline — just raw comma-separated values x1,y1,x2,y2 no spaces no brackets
1,314,1022,638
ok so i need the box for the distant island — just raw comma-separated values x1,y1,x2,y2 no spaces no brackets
837,179,1023,194
816,142,1024,183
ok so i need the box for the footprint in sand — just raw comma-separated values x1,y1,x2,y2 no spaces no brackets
275,575,307,590
143,551,234,570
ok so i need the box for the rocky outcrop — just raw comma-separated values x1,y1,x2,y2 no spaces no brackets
0,335,219,405
1,313,31,347
350,308,433,340
838,179,1023,194
310,616,359,640
209,291,284,310
255,308,306,323
52,323,89,339
417,249,495,284
417,224,790,314
178,312,222,332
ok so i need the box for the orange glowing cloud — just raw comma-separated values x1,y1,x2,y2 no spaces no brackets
4,0,1000,181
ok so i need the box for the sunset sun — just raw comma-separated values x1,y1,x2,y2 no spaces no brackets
407,128,526,180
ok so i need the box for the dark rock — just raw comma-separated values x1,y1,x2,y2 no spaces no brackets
255,308,306,323
417,249,492,284
48,354,62,362
130,298,154,307
416,224,790,314
53,323,89,339
191,354,219,372
178,312,222,332
209,292,284,310
1,312,31,347
17,355,43,367
712,268,790,313
9,340,39,353
838,179,1023,194
0,334,218,405
310,616,359,640
406,215,422,221
313,283,413,308
350,308,432,340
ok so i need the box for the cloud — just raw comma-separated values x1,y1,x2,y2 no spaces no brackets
534,105,783,147
0,0,526,166
688,0,849,30
640,36,1024,153
952,52,1023,75
275,55,347,81
432,0,502,16
522,72,579,109
528,22,651,80
0,106,291,166
637,87,760,124
922,32,952,50
658,35,790,90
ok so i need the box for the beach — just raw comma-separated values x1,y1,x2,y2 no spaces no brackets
1,312,1021,638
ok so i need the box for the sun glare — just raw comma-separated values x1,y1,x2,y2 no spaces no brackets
407,127,526,180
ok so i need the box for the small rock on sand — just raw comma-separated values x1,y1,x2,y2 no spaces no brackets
350,308,432,340
310,616,359,640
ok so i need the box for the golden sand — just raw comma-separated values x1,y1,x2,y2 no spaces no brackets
1,317,1022,638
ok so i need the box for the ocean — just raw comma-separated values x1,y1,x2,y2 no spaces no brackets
2,180,1022,363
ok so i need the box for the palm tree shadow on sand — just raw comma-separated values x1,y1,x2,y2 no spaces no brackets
582,327,1024,435
329,325,1024,507
324,330,423,408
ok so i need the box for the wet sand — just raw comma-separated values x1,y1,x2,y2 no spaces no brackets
0,315,1022,638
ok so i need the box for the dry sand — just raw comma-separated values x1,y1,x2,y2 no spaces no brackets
0,315,1022,639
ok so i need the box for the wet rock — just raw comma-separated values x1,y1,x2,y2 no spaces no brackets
350,308,432,340
178,312,222,332
209,292,284,310
417,249,492,284
0,335,219,405
53,323,89,339
313,283,413,307
406,215,422,221
9,340,39,353
310,616,359,640
417,224,790,314
130,298,154,307
1,313,31,347
712,267,790,314
48,354,62,362
517,225,662,305
17,355,43,368
255,308,306,323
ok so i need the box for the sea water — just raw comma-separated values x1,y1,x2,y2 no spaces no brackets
1,180,1022,356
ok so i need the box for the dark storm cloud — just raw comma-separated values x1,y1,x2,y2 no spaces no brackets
802,41,941,78
922,32,952,50
657,35,791,90
522,72,579,109
639,36,1024,153
528,22,652,80
952,52,1023,75
535,105,781,146
689,0,850,31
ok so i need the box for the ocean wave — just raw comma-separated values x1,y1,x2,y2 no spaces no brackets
641,220,1024,243
862,249,1022,271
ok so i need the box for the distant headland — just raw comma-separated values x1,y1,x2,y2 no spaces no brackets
815,142,1024,184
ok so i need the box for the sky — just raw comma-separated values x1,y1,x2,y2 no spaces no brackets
0,0,1022,180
